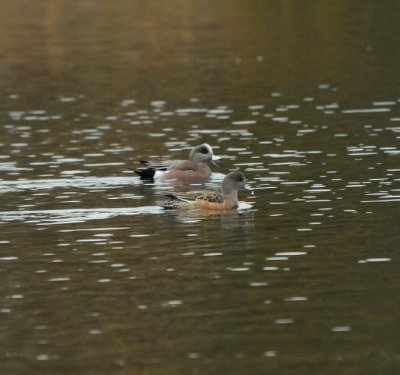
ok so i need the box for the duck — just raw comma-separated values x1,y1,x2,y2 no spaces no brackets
133,143,220,183
161,171,252,210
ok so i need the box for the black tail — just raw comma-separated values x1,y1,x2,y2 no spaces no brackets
127,167,156,181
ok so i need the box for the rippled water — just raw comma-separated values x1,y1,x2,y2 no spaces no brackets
0,1,399,374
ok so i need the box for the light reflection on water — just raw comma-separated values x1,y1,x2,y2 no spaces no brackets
3,87,398,374
0,1,400,375
0,206,162,225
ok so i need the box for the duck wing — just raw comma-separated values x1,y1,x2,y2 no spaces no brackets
164,190,223,203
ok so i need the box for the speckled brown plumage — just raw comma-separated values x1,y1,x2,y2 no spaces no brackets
160,171,251,211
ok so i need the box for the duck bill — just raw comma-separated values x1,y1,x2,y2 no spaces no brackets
210,155,221,167
245,183,254,195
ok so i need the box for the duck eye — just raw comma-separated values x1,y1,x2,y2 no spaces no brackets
199,147,209,154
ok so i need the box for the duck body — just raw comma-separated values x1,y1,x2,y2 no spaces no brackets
133,143,219,183
161,171,251,211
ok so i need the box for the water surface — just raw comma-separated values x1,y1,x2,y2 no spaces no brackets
0,1,399,374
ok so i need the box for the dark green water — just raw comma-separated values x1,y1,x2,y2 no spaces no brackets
0,1,399,374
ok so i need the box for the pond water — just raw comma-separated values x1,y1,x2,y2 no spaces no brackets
0,1,399,374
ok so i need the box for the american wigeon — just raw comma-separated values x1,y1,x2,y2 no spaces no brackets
133,143,220,183
161,171,252,210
